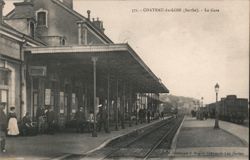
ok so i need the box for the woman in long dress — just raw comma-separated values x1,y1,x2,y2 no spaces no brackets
7,107,19,136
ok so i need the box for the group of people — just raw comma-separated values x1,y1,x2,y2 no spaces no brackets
20,105,56,135
0,102,58,153
193,109,209,120
197,111,208,120
0,101,115,153
138,108,151,124
36,105,56,135
73,105,109,133
21,112,36,136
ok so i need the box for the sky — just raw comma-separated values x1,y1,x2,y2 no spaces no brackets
3,0,249,104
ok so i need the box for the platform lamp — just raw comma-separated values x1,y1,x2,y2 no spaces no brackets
201,97,204,120
214,83,220,129
201,97,203,108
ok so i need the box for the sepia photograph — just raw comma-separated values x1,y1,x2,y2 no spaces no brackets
0,0,249,159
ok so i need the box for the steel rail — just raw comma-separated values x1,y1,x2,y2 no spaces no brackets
143,117,182,160
103,117,175,160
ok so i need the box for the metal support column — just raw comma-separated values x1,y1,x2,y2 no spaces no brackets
128,85,132,127
107,74,110,133
121,83,125,129
30,76,34,119
115,79,119,131
135,93,138,125
140,93,143,123
91,57,98,137
84,85,88,120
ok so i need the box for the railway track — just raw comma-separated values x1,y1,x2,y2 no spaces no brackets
83,116,184,160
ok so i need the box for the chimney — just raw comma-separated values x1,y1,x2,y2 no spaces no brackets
87,10,91,21
0,0,5,24
92,17,105,32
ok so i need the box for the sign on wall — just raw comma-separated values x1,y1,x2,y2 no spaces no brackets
72,93,76,113
29,66,47,77
59,92,64,114
117,97,120,109
45,89,51,105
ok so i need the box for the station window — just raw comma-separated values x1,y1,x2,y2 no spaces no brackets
30,22,35,38
0,69,9,85
36,9,48,27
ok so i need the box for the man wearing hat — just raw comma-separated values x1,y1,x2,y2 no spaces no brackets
0,102,7,152
74,107,86,133
97,104,108,133
45,105,56,134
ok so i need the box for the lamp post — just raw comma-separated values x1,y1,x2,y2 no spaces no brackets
91,57,98,137
214,83,220,129
201,97,203,120
197,100,200,120
201,97,203,108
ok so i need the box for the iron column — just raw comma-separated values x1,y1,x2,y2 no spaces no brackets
91,57,98,137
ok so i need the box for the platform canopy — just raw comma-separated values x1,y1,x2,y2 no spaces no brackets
24,44,169,93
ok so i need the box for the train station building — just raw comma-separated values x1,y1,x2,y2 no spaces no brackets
0,0,168,127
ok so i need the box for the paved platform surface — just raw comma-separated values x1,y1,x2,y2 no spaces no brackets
0,119,162,160
172,117,249,160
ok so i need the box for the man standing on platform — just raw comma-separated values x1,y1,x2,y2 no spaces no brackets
36,106,45,134
142,107,146,123
46,106,56,134
147,110,151,123
0,102,7,152
75,107,85,133
97,105,108,133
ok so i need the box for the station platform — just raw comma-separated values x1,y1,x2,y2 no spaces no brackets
0,118,164,160
171,116,249,160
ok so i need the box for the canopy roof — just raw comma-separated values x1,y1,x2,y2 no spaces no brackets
24,44,169,93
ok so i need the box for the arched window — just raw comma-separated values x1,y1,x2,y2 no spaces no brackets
36,9,48,27
30,22,35,38
37,12,46,26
